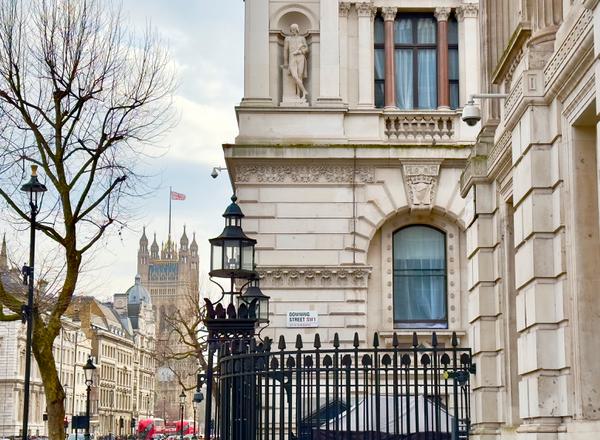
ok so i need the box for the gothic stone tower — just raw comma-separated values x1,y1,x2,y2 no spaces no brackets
137,227,199,421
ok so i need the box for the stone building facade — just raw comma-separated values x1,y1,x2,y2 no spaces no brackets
69,276,156,437
460,1,600,439
136,228,199,421
223,0,600,439
0,238,93,438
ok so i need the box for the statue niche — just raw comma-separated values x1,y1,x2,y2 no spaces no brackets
281,23,309,106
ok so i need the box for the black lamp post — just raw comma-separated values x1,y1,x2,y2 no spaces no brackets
203,194,270,440
179,391,186,440
192,389,203,438
83,356,96,440
20,165,47,440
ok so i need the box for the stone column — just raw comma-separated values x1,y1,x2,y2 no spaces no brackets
382,7,397,108
318,0,342,105
357,1,375,107
241,0,271,106
434,7,450,109
339,3,351,103
457,4,480,107
465,183,504,436
512,106,567,437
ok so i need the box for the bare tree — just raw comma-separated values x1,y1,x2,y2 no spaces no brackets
0,0,174,438
161,287,211,390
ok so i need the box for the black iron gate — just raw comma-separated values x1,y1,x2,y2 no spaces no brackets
209,331,474,440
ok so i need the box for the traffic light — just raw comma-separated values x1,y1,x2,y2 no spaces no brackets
64,418,69,429
131,418,136,429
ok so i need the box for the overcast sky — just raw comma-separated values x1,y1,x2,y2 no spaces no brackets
2,1,245,299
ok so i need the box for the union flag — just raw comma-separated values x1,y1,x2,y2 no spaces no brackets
170,190,186,201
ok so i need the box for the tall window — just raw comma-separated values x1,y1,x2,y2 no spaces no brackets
448,16,459,109
395,14,437,109
374,16,385,108
374,13,459,110
393,225,447,328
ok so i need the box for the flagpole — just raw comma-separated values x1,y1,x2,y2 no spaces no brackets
168,186,172,242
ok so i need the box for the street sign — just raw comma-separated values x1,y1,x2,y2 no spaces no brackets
286,311,318,328
71,415,89,430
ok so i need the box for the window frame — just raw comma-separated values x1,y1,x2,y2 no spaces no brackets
393,13,438,109
374,15,386,109
392,224,448,329
447,14,459,109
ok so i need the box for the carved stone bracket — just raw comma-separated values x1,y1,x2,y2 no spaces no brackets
257,266,372,289
401,162,441,209
456,4,478,21
234,164,376,184
339,2,351,17
356,1,375,18
434,7,451,22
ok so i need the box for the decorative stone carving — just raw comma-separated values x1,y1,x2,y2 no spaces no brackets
356,2,374,18
234,165,376,184
456,4,478,21
434,7,451,22
339,2,351,17
543,9,592,86
281,24,309,106
257,266,371,288
401,162,441,209
382,7,397,21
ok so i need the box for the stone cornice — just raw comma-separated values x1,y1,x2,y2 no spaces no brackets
491,22,531,85
257,266,372,289
544,9,593,88
234,164,376,184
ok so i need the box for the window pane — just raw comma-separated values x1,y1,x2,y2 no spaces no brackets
374,16,385,44
394,49,413,109
393,226,447,327
448,49,459,80
450,83,459,109
417,49,437,108
416,18,436,44
394,18,413,44
448,18,458,45
375,82,385,108
375,48,385,80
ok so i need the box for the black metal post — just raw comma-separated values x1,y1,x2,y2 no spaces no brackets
180,402,184,440
193,405,196,438
85,384,91,440
21,197,37,440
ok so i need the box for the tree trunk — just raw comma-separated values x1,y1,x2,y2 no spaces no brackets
33,320,66,440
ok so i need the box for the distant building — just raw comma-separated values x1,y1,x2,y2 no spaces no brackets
137,228,199,421
69,275,156,437
0,237,92,438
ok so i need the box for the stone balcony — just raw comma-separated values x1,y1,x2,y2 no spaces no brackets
381,110,461,144
235,105,474,146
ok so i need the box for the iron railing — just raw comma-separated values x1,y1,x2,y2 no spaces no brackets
211,332,473,440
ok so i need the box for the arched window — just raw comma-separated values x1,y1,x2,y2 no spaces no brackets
393,225,447,328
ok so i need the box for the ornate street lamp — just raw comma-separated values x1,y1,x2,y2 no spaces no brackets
83,356,96,440
238,276,270,325
179,391,186,440
209,194,257,281
192,391,203,438
20,165,47,440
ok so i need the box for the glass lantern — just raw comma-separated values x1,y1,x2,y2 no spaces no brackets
83,356,96,386
238,278,270,324
209,195,257,279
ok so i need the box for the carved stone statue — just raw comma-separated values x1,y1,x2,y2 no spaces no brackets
283,23,309,102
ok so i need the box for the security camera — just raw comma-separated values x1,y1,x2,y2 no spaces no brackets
210,168,219,179
461,100,481,126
